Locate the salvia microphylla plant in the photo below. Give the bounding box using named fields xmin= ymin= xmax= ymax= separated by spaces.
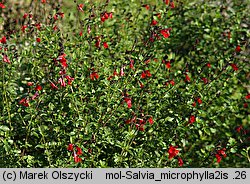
xmin=0 ymin=0 xmax=249 ymax=167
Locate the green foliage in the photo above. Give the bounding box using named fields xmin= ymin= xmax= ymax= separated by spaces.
xmin=0 ymin=0 xmax=249 ymax=168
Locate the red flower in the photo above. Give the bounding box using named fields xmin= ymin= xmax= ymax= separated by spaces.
xmin=57 ymin=54 xmax=68 ymax=68
xmin=50 ymin=82 xmax=58 ymax=90
xmin=79 ymin=31 xmax=83 ymax=36
xmin=160 ymin=28 xmax=171 ymax=38
xmin=87 ymin=25 xmax=91 ymax=34
xmin=246 ymin=94 xmax=250 ymax=100
xmin=202 ymin=77 xmax=208 ymax=84
xmin=53 ymin=14 xmax=58 ymax=20
xmin=101 ymin=16 xmax=106 ymax=22
xmin=230 ymin=63 xmax=238 ymax=71
xmin=124 ymin=97 xmax=132 ymax=109
xmin=108 ymin=12 xmax=113 ymax=19
xmin=35 ymin=23 xmax=41 ymax=30
xmin=170 ymin=1 xmax=175 ymax=8
xmin=217 ymin=148 xmax=227 ymax=158
xmin=23 ymin=13 xmax=28 ymax=19
xmin=76 ymin=146 xmax=83 ymax=156
xmin=73 ymin=153 xmax=82 ymax=163
xmin=90 ymin=71 xmax=99 ymax=80
xmin=41 ymin=0 xmax=46 ymax=3
xmin=0 ymin=36 xmax=7 ymax=44
xmin=207 ymin=63 xmax=211 ymax=68
xmin=185 ymin=74 xmax=191 ymax=82
xmin=31 ymin=91 xmax=39 ymax=100
xmin=235 ymin=45 xmax=241 ymax=52
xmin=120 ymin=66 xmax=125 ymax=76
xmin=151 ymin=20 xmax=158 ymax=26
xmin=67 ymin=143 xmax=74 ymax=151
xmin=235 ymin=125 xmax=243 ymax=133
xmin=65 ymin=75 xmax=74 ymax=85
xmin=216 ymin=148 xmax=227 ymax=163
xmin=113 ymin=70 xmax=118 ymax=76
xmin=148 ymin=117 xmax=154 ymax=125
xmin=130 ymin=59 xmax=134 ymax=69
xmin=53 ymin=25 xmax=58 ymax=31
xmin=215 ymin=154 xmax=222 ymax=163
xmin=103 ymin=42 xmax=108 ymax=49
xmin=164 ymin=0 xmax=170 ymax=5
xmin=58 ymin=77 xmax=66 ymax=87
xmin=95 ymin=40 xmax=100 ymax=48
xmin=136 ymin=124 xmax=145 ymax=131
xmin=19 ymin=98 xmax=29 ymax=107
xmin=35 ymin=85 xmax=42 ymax=91
xmin=243 ymin=103 xmax=248 ymax=108
xmin=197 ymin=98 xmax=202 ymax=104
xmin=178 ymin=157 xmax=183 ymax=167
xmin=189 ymin=115 xmax=196 ymax=124
xmin=36 ymin=37 xmax=41 ymax=43
xmin=168 ymin=145 xmax=179 ymax=160
xmin=78 ymin=4 xmax=84 ymax=11
xmin=165 ymin=61 xmax=171 ymax=69
xmin=0 ymin=3 xmax=6 ymax=8
xmin=58 ymin=12 xmax=64 ymax=18
xmin=2 ymin=54 xmax=10 ymax=64
xmin=192 ymin=102 xmax=196 ymax=107
xmin=27 ymin=82 xmax=33 ymax=86
xmin=22 ymin=25 xmax=28 ymax=33
xmin=139 ymin=82 xmax=144 ymax=88
xmin=142 ymin=4 xmax=150 ymax=10
xmin=141 ymin=72 xmax=147 ymax=79
xmin=170 ymin=80 xmax=175 ymax=86
xmin=145 ymin=70 xmax=151 ymax=77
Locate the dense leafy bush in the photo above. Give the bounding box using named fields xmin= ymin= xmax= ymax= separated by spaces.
xmin=0 ymin=0 xmax=249 ymax=167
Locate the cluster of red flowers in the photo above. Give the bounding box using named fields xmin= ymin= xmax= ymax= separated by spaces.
xmin=23 ymin=13 xmax=33 ymax=19
xmin=162 ymin=59 xmax=171 ymax=69
xmin=124 ymin=97 xmax=132 ymax=109
xmin=135 ymin=117 xmax=153 ymax=131
xmin=19 ymin=83 xmax=43 ymax=107
xmin=141 ymin=70 xmax=151 ymax=79
xmin=230 ymin=63 xmax=238 ymax=71
xmin=54 ymin=12 xmax=64 ymax=20
xmin=107 ymin=69 xmax=118 ymax=81
xmin=0 ymin=36 xmax=7 ymax=44
xmin=94 ymin=37 xmax=109 ymax=49
xmin=160 ymin=28 xmax=171 ymax=38
xmin=235 ymin=125 xmax=248 ymax=135
xmin=164 ymin=0 xmax=175 ymax=8
xmin=192 ymin=97 xmax=202 ymax=107
xmin=0 ymin=2 xmax=5 ymax=8
xmin=215 ymin=148 xmax=227 ymax=163
xmin=100 ymin=12 xmax=113 ymax=22
xmin=166 ymin=80 xmax=175 ymax=86
xmin=189 ymin=115 xmax=196 ymax=124
xmin=168 ymin=145 xmax=183 ymax=166
xmin=125 ymin=114 xmax=154 ymax=132
xmin=90 ymin=71 xmax=99 ymax=80
xmin=67 ymin=144 xmax=83 ymax=163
